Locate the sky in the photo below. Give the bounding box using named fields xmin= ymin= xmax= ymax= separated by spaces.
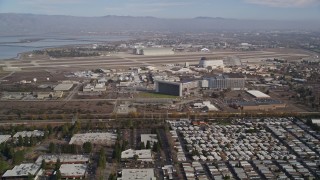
xmin=0 ymin=0 xmax=319 ymax=20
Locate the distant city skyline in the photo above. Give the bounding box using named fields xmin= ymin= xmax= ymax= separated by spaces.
xmin=0 ymin=0 xmax=320 ymax=20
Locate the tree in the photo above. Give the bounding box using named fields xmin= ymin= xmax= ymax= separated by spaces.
xmin=133 ymin=154 xmax=139 ymax=161
xmin=140 ymin=142 xmax=145 ymax=149
xmin=265 ymin=90 xmax=270 ymax=94
xmin=0 ymin=159 xmax=9 ymax=174
xmin=152 ymin=142 xmax=160 ymax=152
xmin=47 ymin=125 xmax=53 ymax=135
xmin=18 ymin=135 xmax=23 ymax=146
xmin=83 ymin=142 xmax=92 ymax=154
xmin=55 ymin=159 xmax=61 ymax=171
xmin=121 ymin=140 xmax=128 ymax=151
xmin=55 ymin=170 xmax=61 ymax=180
xmin=49 ymin=142 xmax=56 ymax=153
xmin=41 ymin=159 xmax=46 ymax=169
xmin=27 ymin=173 xmax=34 ymax=180
xmin=98 ymin=148 xmax=106 ymax=168
xmin=13 ymin=150 xmax=25 ymax=165
xmin=146 ymin=141 xmax=151 ymax=149
xmin=108 ymin=173 xmax=117 ymax=180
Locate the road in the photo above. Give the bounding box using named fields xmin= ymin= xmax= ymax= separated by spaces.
xmin=0 ymin=71 xmax=15 ymax=80
xmin=64 ymin=83 xmax=82 ymax=102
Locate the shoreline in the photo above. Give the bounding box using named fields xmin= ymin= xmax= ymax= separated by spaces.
xmin=0 ymin=35 xmax=133 ymax=60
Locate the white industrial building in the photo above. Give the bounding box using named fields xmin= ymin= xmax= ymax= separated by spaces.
xmin=117 ymin=169 xmax=156 ymax=180
xmin=199 ymin=57 xmax=224 ymax=68
xmin=69 ymin=132 xmax=117 ymax=145
xmin=121 ymin=149 xmax=153 ymax=162
xmin=246 ymin=90 xmax=270 ymax=98
xmin=2 ymin=163 xmax=42 ymax=180
xmin=59 ymin=164 xmax=87 ymax=179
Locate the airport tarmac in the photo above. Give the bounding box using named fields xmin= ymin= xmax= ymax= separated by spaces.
xmin=0 ymin=49 xmax=311 ymax=71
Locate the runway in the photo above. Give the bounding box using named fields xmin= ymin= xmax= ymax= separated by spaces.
xmin=0 ymin=49 xmax=311 ymax=70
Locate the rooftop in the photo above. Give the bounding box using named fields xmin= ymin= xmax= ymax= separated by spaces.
xmin=53 ymin=83 xmax=74 ymax=91
xmin=13 ymin=130 xmax=44 ymax=138
xmin=118 ymin=168 xmax=156 ymax=180
xmin=0 ymin=135 xmax=11 ymax=144
xmin=2 ymin=163 xmax=41 ymax=178
xmin=36 ymin=154 xmax=90 ymax=164
xmin=59 ymin=164 xmax=87 ymax=178
xmin=246 ymin=90 xmax=271 ymax=98
xmin=121 ymin=149 xmax=153 ymax=161
xmin=69 ymin=132 xmax=117 ymax=145
xmin=141 ymin=134 xmax=158 ymax=146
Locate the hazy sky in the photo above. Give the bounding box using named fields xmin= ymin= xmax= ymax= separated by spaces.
xmin=0 ymin=0 xmax=319 ymax=20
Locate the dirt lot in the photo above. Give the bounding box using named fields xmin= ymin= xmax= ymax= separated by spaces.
xmin=0 ymin=100 xmax=115 ymax=117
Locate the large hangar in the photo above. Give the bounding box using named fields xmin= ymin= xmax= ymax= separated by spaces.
xmin=155 ymin=81 xmax=182 ymax=96
xmin=155 ymin=80 xmax=198 ymax=97
xmin=134 ymin=47 xmax=174 ymax=56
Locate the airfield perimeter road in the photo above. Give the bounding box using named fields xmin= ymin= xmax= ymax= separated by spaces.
xmin=0 ymin=49 xmax=311 ymax=70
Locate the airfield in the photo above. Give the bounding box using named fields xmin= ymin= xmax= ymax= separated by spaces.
xmin=0 ymin=48 xmax=312 ymax=71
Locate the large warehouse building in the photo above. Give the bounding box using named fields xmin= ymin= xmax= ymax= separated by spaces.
xmin=202 ymin=74 xmax=245 ymax=90
xmin=134 ymin=47 xmax=174 ymax=56
xmin=155 ymin=80 xmax=198 ymax=97
xmin=199 ymin=57 xmax=224 ymax=68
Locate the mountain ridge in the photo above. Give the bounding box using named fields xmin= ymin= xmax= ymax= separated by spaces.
xmin=1 ymin=13 xmax=319 ymax=36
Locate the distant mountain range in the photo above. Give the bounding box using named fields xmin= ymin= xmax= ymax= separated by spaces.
xmin=0 ymin=13 xmax=319 ymax=36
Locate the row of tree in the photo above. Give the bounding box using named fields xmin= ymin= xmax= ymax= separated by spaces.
xmin=48 ymin=142 xmax=92 ymax=154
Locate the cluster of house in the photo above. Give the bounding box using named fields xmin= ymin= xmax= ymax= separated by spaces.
xmin=182 ymin=162 xmax=209 ymax=180
xmin=267 ymin=124 xmax=319 ymax=159
xmin=169 ymin=130 xmax=187 ymax=162
xmin=206 ymin=162 xmax=232 ymax=180
xmin=168 ymin=118 xmax=320 ymax=179
xmin=169 ymin=120 xmax=293 ymax=162
xmin=277 ymin=160 xmax=315 ymax=179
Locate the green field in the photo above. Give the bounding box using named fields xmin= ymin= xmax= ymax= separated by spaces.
xmin=138 ymin=92 xmax=178 ymax=99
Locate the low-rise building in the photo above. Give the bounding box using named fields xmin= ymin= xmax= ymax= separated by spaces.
xmin=121 ymin=149 xmax=153 ymax=162
xmin=59 ymin=164 xmax=87 ymax=180
xmin=36 ymin=154 xmax=90 ymax=165
xmin=69 ymin=133 xmax=117 ymax=145
xmin=117 ymin=169 xmax=156 ymax=180
xmin=83 ymin=83 xmax=106 ymax=92
xmin=2 ymin=163 xmax=42 ymax=180
xmin=54 ymin=84 xmax=74 ymax=91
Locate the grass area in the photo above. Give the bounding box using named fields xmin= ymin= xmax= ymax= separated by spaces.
xmin=137 ymin=92 xmax=178 ymax=99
